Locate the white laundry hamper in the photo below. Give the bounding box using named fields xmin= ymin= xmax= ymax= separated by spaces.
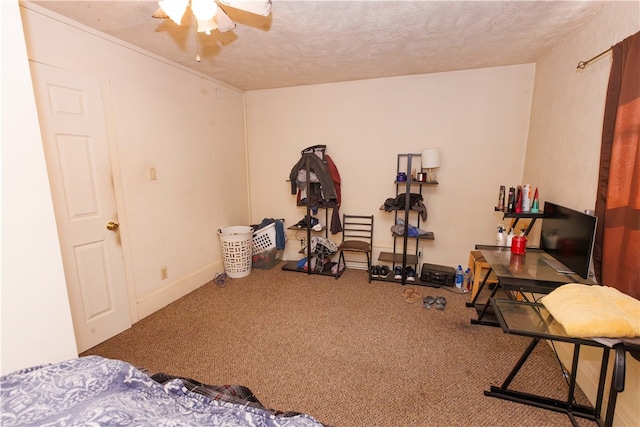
xmin=218 ymin=226 xmax=253 ymax=278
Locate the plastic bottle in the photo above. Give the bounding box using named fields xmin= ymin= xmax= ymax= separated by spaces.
xmin=496 ymin=226 xmax=506 ymax=246
xmin=531 ymin=187 xmax=540 ymax=213
xmin=506 ymin=229 xmax=515 ymax=247
xmin=455 ymin=265 xmax=464 ymax=289
xmin=498 ymin=185 xmax=505 ymax=211
xmin=522 ymin=184 xmax=531 ymax=212
xmin=515 ymin=185 xmax=523 ymax=213
xmin=507 ymin=187 xmax=516 ymax=212
xmin=463 ymin=268 xmax=471 ymax=293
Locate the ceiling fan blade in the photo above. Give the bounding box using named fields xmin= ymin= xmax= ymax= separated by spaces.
xmin=152 ymin=8 xmax=169 ymax=19
xmin=217 ymin=0 xmax=272 ymax=17
xmin=215 ymin=6 xmax=237 ymax=33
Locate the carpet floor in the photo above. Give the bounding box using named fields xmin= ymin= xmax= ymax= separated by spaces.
xmin=82 ymin=265 xmax=596 ymax=426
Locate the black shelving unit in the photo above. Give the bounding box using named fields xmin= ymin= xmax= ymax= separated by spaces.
xmin=282 ymin=154 xmax=337 ymax=277
xmin=377 ymin=153 xmax=436 ymax=285
xmin=494 ymin=208 xmax=545 ymax=236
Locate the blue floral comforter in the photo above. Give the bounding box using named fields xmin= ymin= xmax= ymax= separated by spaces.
xmin=0 ymin=356 xmax=325 ymax=427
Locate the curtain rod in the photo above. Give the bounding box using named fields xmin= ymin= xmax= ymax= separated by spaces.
xmin=577 ymin=46 xmax=613 ymax=69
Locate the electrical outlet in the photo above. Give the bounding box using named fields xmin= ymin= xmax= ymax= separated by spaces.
xmin=300 ymin=238 xmax=305 ymax=248
xmin=149 ymin=167 xmax=157 ymax=181
xmin=161 ymin=267 xmax=168 ymax=280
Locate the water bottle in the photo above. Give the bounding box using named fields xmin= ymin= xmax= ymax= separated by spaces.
xmin=455 ymin=265 xmax=464 ymax=289
xmin=463 ymin=268 xmax=472 ymax=292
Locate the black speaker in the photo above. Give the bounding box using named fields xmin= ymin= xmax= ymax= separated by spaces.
xmin=420 ymin=263 xmax=455 ymax=286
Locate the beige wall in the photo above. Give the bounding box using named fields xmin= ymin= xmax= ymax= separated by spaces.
xmin=524 ymin=2 xmax=640 ymax=425
xmin=18 ymin=3 xmax=249 ymax=321
xmin=4 ymin=2 xmax=639 ymax=424
xmin=524 ymin=2 xmax=639 ymax=215
xmin=246 ymin=65 xmax=535 ymax=266
xmin=1 ymin=0 xmax=77 ymax=374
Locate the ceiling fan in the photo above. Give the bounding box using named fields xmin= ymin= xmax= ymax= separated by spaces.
xmin=152 ymin=0 xmax=272 ymax=35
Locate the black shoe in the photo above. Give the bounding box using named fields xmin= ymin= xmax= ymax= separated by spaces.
xmin=379 ymin=265 xmax=390 ymax=278
xmin=295 ymin=215 xmax=319 ymax=228
xmin=371 ymin=265 xmax=380 ymax=278
xmin=406 ymin=266 xmax=416 ymax=282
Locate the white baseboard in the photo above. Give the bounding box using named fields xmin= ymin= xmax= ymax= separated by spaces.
xmin=136 ymin=261 xmax=223 ymax=320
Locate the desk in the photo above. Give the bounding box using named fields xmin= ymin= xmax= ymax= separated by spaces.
xmin=467 ymin=247 xmax=595 ymax=326
xmin=467 ymin=250 xmax=498 ymax=301
xmin=489 ymin=298 xmax=640 ymax=427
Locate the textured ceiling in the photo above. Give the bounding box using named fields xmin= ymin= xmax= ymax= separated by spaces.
xmin=30 ymin=1 xmax=606 ymax=91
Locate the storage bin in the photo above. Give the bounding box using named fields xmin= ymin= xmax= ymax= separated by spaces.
xmin=252 ymin=248 xmax=282 ymax=270
xmin=252 ymin=222 xmax=277 ymax=254
xmin=218 ymin=226 xmax=253 ymax=278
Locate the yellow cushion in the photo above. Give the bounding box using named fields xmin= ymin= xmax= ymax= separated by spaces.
xmin=540 ymin=284 xmax=640 ymax=338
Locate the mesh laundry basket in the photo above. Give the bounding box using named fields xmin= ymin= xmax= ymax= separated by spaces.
xmin=218 ymin=226 xmax=253 ymax=278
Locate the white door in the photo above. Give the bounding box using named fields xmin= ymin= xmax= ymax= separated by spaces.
xmin=29 ymin=62 xmax=131 ymax=352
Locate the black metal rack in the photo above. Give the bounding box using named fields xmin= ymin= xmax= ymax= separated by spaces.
xmin=377 ymin=153 xmax=436 ymax=285
xmin=282 ymin=153 xmax=336 ymax=277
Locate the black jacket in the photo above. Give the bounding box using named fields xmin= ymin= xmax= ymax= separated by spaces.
xmin=289 ymin=153 xmax=337 ymax=202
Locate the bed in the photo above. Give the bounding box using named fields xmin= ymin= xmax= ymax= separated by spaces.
xmin=0 ymin=355 xmax=327 ymax=427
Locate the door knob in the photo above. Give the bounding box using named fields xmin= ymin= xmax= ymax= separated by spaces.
xmin=106 ymin=221 xmax=119 ymax=231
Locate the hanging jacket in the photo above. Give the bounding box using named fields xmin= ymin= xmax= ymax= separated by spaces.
xmin=289 ymin=153 xmax=337 ymax=201
xmin=290 ymin=150 xmax=343 ymax=234
xmin=324 ymin=154 xmax=343 ymax=234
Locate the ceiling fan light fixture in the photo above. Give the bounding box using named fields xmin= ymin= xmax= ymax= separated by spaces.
xmin=191 ymin=0 xmax=219 ymax=22
xmin=157 ymin=0 xmax=189 ymax=25
xmin=153 ymin=0 xmax=270 ymax=34
xmin=196 ymin=17 xmax=217 ymax=35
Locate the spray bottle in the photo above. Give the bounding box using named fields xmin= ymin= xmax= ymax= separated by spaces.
xmin=496 ymin=226 xmax=506 ymax=246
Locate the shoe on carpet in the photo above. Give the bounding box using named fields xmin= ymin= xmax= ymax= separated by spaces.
xmin=404 ymin=289 xmax=422 ymax=303
xmin=435 ymin=296 xmax=447 ymax=310
xmin=423 ymin=296 xmax=436 ymax=309
xmin=401 ymin=288 xmax=414 ymax=299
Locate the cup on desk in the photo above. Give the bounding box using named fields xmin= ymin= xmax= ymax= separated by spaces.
xmin=511 ymin=235 xmax=527 ymax=255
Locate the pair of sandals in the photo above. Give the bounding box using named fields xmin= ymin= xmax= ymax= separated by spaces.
xmin=401 ymin=287 xmax=422 ymax=303
xmin=423 ymin=295 xmax=446 ymax=310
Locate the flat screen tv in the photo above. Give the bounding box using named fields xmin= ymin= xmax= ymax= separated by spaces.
xmin=539 ymin=202 xmax=598 ymax=280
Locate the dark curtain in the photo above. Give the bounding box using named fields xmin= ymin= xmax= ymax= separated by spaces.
xmin=593 ymin=31 xmax=640 ymax=300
